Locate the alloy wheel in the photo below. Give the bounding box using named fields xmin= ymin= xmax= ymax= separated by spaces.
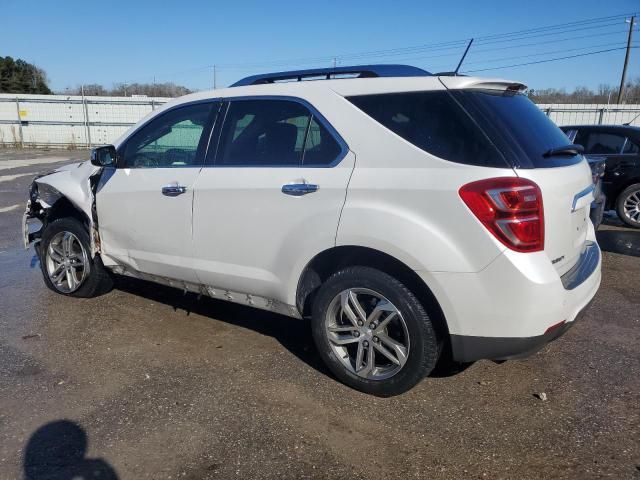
xmin=623 ymin=188 xmax=640 ymax=224
xmin=325 ymin=288 xmax=410 ymax=380
xmin=45 ymin=231 xmax=89 ymax=293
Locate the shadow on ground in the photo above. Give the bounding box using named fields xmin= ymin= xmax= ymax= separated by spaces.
xmin=23 ymin=420 xmax=118 ymax=479
xmin=597 ymin=227 xmax=640 ymax=257
xmin=113 ymin=275 xmax=465 ymax=380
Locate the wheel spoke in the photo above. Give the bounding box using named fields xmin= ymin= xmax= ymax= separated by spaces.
xmin=65 ymin=269 xmax=76 ymax=290
xmin=328 ymin=334 xmax=359 ymax=346
xmin=48 ymin=247 xmax=64 ymax=262
xmin=348 ymin=291 xmax=367 ymax=322
xmin=374 ymin=311 xmax=397 ymax=332
xmin=374 ymin=341 xmax=401 ymax=366
xmin=328 ymin=325 xmax=356 ymax=333
xmin=340 ymin=292 xmax=359 ymax=327
xmin=359 ymin=344 xmax=375 ymax=377
xmin=355 ymin=342 xmax=365 ymax=372
xmin=62 ymin=233 xmax=74 ymax=256
xmin=51 ymin=264 xmax=65 ymax=279
xmin=377 ymin=333 xmax=408 ymax=367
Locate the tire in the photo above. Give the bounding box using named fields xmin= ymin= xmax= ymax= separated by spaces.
xmin=616 ymin=183 xmax=640 ymax=228
xmin=311 ymin=266 xmax=440 ymax=396
xmin=39 ymin=217 xmax=113 ymax=297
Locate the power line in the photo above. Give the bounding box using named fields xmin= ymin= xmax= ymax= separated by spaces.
xmin=120 ymin=11 xmax=640 ymax=85
xmin=464 ymin=46 xmax=636 ymax=73
xmin=447 ymin=42 xmax=635 ymax=69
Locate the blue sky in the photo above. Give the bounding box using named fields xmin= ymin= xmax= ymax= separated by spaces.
xmin=2 ymin=0 xmax=638 ymax=93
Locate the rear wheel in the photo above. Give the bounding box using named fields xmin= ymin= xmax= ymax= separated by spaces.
xmin=39 ymin=217 xmax=113 ymax=297
xmin=616 ymin=183 xmax=640 ymax=228
xmin=311 ymin=266 xmax=440 ymax=396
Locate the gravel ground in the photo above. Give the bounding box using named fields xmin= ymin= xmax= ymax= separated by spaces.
xmin=0 ymin=149 xmax=638 ymax=479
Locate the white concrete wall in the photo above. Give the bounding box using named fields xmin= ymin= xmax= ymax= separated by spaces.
xmin=1 ymin=94 xmax=639 ymax=149
xmin=0 ymin=94 xmax=169 ymax=148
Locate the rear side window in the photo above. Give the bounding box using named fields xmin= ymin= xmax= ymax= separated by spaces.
xmin=453 ymin=90 xmax=582 ymax=168
xmin=303 ymin=118 xmax=343 ymax=166
xmin=216 ymin=99 xmax=344 ymax=167
xmin=347 ymin=91 xmax=506 ymax=167
xmin=576 ymin=131 xmax=626 ymax=155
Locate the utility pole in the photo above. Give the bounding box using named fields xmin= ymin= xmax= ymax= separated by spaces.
xmin=213 ymin=65 xmax=217 ymax=90
xmin=333 ymin=57 xmax=337 ymax=68
xmin=617 ymin=16 xmax=635 ymax=104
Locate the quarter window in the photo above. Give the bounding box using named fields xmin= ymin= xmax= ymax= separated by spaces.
xmin=122 ymin=102 xmax=215 ymax=168
xmin=347 ymin=91 xmax=505 ymax=167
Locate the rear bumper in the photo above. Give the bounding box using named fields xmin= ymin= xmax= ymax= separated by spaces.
xmin=449 ymin=298 xmax=593 ymax=362
xmin=418 ymin=236 xmax=601 ymax=363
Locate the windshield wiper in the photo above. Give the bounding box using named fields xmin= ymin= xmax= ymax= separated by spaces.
xmin=542 ymin=144 xmax=584 ymax=157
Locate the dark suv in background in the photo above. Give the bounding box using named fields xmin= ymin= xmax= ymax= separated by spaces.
xmin=561 ymin=124 xmax=640 ymax=228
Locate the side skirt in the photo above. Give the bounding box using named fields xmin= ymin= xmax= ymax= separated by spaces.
xmin=107 ymin=265 xmax=302 ymax=319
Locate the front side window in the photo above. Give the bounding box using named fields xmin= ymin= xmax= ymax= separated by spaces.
xmin=122 ymin=102 xmax=214 ymax=168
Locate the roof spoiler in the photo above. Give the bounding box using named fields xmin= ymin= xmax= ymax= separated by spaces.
xmin=439 ymin=76 xmax=527 ymax=92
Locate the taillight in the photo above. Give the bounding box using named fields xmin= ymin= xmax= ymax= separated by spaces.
xmin=459 ymin=177 xmax=544 ymax=252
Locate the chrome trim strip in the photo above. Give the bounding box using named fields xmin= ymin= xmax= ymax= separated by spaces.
xmin=560 ymin=241 xmax=600 ymax=290
xmin=572 ymin=184 xmax=594 ymax=212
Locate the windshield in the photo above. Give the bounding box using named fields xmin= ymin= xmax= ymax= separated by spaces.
xmin=452 ymin=90 xmax=584 ymax=168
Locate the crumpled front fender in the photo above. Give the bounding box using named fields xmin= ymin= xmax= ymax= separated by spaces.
xmin=25 ymin=160 xmax=103 ymax=255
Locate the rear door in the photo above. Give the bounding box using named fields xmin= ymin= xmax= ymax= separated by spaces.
xmin=575 ymin=128 xmax=639 ymax=199
xmin=97 ymin=101 xmax=219 ymax=282
xmin=191 ymin=97 xmax=354 ymax=303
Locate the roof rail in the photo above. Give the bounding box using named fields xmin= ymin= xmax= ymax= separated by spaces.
xmin=230 ymin=64 xmax=431 ymax=87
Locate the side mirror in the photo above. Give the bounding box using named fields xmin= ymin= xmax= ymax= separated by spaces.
xmin=90 ymin=145 xmax=117 ymax=167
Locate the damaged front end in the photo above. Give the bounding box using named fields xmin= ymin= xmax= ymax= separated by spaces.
xmin=23 ymin=161 xmax=104 ymax=257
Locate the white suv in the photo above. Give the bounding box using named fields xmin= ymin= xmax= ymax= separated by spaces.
xmin=23 ymin=65 xmax=601 ymax=396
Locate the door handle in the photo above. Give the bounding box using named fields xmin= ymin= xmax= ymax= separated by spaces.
xmin=281 ymin=183 xmax=319 ymax=196
xmin=162 ymin=184 xmax=187 ymax=197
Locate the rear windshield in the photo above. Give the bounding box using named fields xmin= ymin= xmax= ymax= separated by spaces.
xmin=347 ymin=91 xmax=509 ymax=168
xmin=452 ymin=90 xmax=582 ymax=168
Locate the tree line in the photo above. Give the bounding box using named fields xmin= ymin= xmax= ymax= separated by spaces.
xmin=528 ymin=78 xmax=640 ymax=104
xmin=0 ymin=56 xmax=52 ymax=94
xmin=64 ymin=82 xmax=192 ymax=97
xmin=3 ymin=56 xmax=640 ymax=103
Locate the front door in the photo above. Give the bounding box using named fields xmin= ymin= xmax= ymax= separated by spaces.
xmin=97 ymin=101 xmax=219 ymax=282
xmin=191 ymin=98 xmax=354 ymax=304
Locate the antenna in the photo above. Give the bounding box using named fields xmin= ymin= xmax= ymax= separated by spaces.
xmin=454 ymin=38 xmax=474 ymax=76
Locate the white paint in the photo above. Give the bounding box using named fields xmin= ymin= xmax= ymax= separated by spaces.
xmin=0 ymin=204 xmax=20 ymax=213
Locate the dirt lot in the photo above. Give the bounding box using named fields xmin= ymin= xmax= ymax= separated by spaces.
xmin=0 ymin=149 xmax=638 ymax=479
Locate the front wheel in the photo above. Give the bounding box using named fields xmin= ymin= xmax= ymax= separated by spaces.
xmin=616 ymin=183 xmax=640 ymax=229
xmin=39 ymin=217 xmax=113 ymax=297
xmin=311 ymin=266 xmax=440 ymax=396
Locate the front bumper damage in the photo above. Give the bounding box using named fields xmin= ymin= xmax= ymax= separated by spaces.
xmin=22 ymin=161 xmax=104 ymax=257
